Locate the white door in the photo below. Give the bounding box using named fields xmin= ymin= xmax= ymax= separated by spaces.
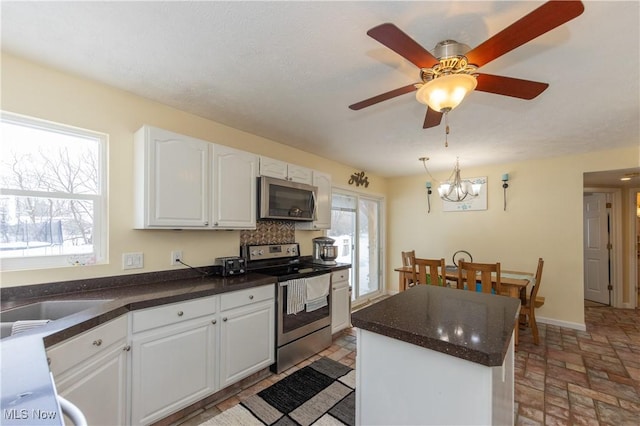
xmin=212 ymin=145 xmax=257 ymax=228
xmin=583 ymin=193 xmax=610 ymax=304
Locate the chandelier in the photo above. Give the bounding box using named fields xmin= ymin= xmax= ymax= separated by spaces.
xmin=420 ymin=157 xmax=481 ymax=203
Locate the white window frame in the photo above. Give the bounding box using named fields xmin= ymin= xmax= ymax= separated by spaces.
xmin=0 ymin=111 xmax=108 ymax=271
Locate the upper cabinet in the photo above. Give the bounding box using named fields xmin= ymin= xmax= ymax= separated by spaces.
xmin=212 ymin=145 xmax=257 ymax=229
xmin=296 ymin=170 xmax=332 ymax=230
xmin=134 ymin=125 xmax=257 ymax=230
xmin=259 ymin=156 xmax=313 ymax=185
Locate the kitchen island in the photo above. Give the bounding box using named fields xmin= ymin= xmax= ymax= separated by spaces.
xmin=351 ymin=285 xmax=520 ymax=425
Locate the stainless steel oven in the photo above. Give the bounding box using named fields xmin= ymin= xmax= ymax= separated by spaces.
xmin=243 ymin=243 xmax=333 ymax=373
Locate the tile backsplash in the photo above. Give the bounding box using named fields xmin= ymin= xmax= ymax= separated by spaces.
xmin=240 ymin=220 xmax=295 ymax=246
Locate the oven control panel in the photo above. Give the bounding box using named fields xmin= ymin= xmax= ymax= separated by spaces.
xmin=244 ymin=243 xmax=299 ymax=261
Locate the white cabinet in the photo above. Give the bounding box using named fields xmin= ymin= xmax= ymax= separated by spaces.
xmin=134 ymin=125 xmax=257 ymax=230
xmin=219 ymin=285 xmax=275 ymax=388
xmin=297 ymin=170 xmax=332 ymax=230
xmin=129 ymin=285 xmax=274 ymax=425
xmin=134 ymin=126 xmax=209 ymax=228
xmin=259 ymin=156 xmax=313 ymax=184
xmin=130 ymin=296 xmax=217 ymax=425
xmin=331 ymin=269 xmax=351 ymax=334
xmin=47 ymin=316 xmax=128 ymax=426
xmin=212 ymin=145 xmax=258 ymax=229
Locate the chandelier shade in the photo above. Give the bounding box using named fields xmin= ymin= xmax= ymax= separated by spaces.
xmin=415 ymin=74 xmax=477 ymax=112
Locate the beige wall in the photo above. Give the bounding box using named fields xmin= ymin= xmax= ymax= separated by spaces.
xmin=386 ymin=146 xmax=639 ymax=327
xmin=0 ymin=53 xmax=387 ymax=287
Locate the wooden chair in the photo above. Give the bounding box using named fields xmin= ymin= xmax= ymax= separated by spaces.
xmin=519 ymin=258 xmax=545 ymax=345
xmin=413 ymin=258 xmax=446 ymax=286
xmin=401 ymin=250 xmax=417 ymax=288
xmin=457 ymin=260 xmax=501 ymax=294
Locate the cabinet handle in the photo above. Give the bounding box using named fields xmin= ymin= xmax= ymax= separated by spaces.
xmin=204 ymin=221 xmax=209 ymax=226
xmin=123 ymin=345 xmax=131 ymax=352
xmin=47 ymin=357 xmax=51 ymax=366
xmin=249 ymin=295 xmax=254 ymax=300
xmin=212 ymin=319 xmax=217 ymax=325
xmin=223 ymin=317 xmax=228 ymax=322
xmin=214 ymin=222 xmax=219 ymax=226
xmin=92 ymin=339 xmax=102 ymax=347
xmin=177 ymin=311 xmax=184 ymax=316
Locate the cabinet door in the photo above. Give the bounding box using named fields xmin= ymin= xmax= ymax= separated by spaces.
xmin=54 ymin=344 xmax=128 ymax=426
xmin=135 ymin=126 xmax=210 ymax=228
xmin=130 ymin=318 xmax=216 ymax=425
xmin=48 ymin=315 xmax=129 ymax=426
xmin=259 ymin=156 xmax=288 ymax=180
xmin=297 ymin=170 xmax=331 ymax=230
xmin=219 ymin=300 xmax=275 ymax=388
xmin=287 ymin=164 xmax=313 ymax=185
xmin=212 ymin=145 xmax=257 ymax=229
xmin=331 ymin=269 xmax=351 ymax=334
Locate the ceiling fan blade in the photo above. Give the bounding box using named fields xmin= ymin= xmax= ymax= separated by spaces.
xmin=423 ymin=108 xmax=443 ymax=129
xmin=465 ymin=1 xmax=585 ymax=68
xmin=367 ymin=23 xmax=438 ymax=68
xmin=349 ymin=84 xmax=418 ymax=110
xmin=475 ymin=74 xmax=549 ymax=100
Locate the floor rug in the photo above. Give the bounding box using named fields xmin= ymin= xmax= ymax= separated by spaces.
xmin=200 ymin=357 xmax=355 ymax=426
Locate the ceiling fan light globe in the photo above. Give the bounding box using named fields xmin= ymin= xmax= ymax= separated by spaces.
xmin=416 ymin=74 xmax=477 ymax=112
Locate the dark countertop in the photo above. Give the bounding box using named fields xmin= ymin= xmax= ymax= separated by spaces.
xmin=351 ymin=285 xmax=520 ymax=367
xmin=0 ymin=262 xmax=351 ymax=424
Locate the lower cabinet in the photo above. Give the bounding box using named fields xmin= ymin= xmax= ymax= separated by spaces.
xmin=331 ymin=269 xmax=351 ymax=334
xmin=219 ymin=285 xmax=275 ymax=388
xmin=130 ymin=285 xmax=275 ymax=425
xmin=47 ymin=315 xmax=129 ymax=426
xmin=130 ymin=316 xmax=217 ymax=425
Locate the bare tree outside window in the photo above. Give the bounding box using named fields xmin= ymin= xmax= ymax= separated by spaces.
xmin=0 ymin=113 xmax=106 ymax=269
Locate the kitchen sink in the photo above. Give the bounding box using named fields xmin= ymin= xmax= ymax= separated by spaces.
xmin=0 ymin=299 xmax=112 ymax=338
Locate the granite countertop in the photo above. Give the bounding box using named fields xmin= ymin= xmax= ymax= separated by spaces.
xmin=351 ymin=285 xmax=520 ymax=367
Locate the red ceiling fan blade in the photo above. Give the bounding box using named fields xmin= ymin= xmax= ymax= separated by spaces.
xmin=465 ymin=1 xmax=585 ymax=68
xmin=423 ymin=108 xmax=443 ymax=129
xmin=367 ymin=23 xmax=438 ymax=68
xmin=475 ymin=74 xmax=549 ymax=99
xmin=349 ymin=84 xmax=418 ymax=110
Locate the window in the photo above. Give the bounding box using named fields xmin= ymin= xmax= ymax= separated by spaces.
xmin=0 ymin=112 xmax=107 ymax=270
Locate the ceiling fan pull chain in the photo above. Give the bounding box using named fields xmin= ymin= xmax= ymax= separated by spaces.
xmin=444 ymin=112 xmax=450 ymax=147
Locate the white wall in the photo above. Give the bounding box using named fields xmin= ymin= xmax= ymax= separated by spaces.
xmin=0 ymin=53 xmax=387 ymax=287
xmin=387 ymin=146 xmax=639 ymax=328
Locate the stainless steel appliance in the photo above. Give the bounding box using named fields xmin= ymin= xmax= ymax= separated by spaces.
xmin=312 ymin=236 xmax=338 ymax=265
xmin=214 ymin=256 xmax=246 ymax=276
xmin=243 ymin=243 xmax=332 ymax=373
xmin=258 ymin=177 xmax=317 ymax=221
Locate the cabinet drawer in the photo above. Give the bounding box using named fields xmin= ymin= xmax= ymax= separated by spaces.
xmin=48 ymin=315 xmax=128 ymax=376
xmin=132 ymin=295 xmax=217 ymax=333
xmin=221 ymin=284 xmax=274 ymax=311
xmin=332 ymin=269 xmax=349 ymax=283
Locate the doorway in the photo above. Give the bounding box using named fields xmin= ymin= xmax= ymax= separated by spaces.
xmin=328 ymin=189 xmax=383 ymax=305
xmin=583 ymin=192 xmax=611 ymax=305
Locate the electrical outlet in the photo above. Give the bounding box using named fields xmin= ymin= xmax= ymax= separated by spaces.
xmin=123 ymin=252 xmax=144 ymax=270
xmin=171 ymin=250 xmax=183 ymax=266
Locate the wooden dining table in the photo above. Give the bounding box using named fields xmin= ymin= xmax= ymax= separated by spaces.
xmin=394 ymin=265 xmax=532 ymax=301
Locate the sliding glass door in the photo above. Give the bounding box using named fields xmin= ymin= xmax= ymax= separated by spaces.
xmin=328 ymin=190 xmax=383 ymax=303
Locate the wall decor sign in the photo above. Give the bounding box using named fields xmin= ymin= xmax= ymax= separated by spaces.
xmin=349 ymin=171 xmax=369 ymax=187
xmin=443 ymin=177 xmax=488 ymax=212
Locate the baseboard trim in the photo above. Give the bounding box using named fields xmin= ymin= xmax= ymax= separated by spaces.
xmin=537 ymin=316 xmax=586 ymax=331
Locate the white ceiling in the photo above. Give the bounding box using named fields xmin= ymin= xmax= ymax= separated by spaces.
xmin=1 ymin=1 xmax=638 ymax=179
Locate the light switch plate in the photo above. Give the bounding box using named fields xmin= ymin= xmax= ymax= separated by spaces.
xmin=123 ymin=252 xmax=144 ymax=270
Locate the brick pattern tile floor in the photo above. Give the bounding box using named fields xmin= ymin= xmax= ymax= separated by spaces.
xmin=176 ymin=305 xmax=639 ymax=425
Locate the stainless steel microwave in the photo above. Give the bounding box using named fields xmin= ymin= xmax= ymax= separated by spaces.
xmin=258 ymin=176 xmax=317 ymax=221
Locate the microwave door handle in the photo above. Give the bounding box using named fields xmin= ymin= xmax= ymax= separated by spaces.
xmin=311 ymin=190 xmax=317 ymax=220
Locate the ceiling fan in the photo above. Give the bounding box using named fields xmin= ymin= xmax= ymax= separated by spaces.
xmin=349 ymin=1 xmax=585 ymax=129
